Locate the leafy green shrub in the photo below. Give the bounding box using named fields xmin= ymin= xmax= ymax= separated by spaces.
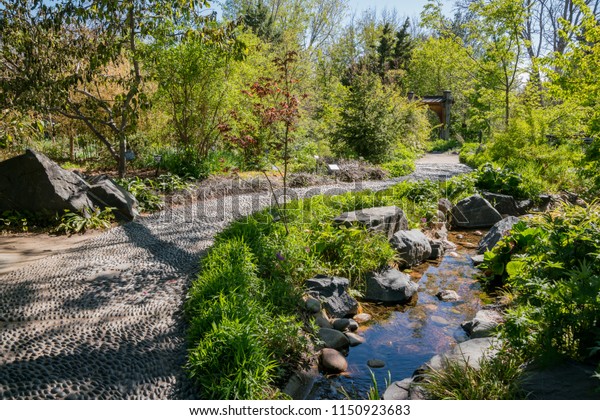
xmin=475 ymin=163 xmax=543 ymax=199
xmin=381 ymin=159 xmax=416 ymax=177
xmin=116 ymin=174 xmax=194 ymax=213
xmin=482 ymin=203 xmax=600 ymax=362
xmin=0 ymin=210 xmax=35 ymax=231
xmin=441 ymin=172 xmax=478 ymax=202
xmin=54 ymin=207 xmax=115 ymax=235
xmin=429 ymin=138 xmax=461 ymax=152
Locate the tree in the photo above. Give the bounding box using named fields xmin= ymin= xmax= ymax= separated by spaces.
xmin=0 ymin=0 xmax=214 ymax=177
xmin=149 ymin=30 xmax=242 ymax=163
xmin=219 ymin=51 xmax=304 ymax=233
xmin=333 ymin=71 xmax=421 ymax=164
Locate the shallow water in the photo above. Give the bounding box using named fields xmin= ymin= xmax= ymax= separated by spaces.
xmin=309 ymin=246 xmax=482 ymax=400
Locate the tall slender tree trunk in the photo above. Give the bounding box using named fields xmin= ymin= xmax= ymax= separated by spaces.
xmin=118 ymin=134 xmax=126 ymax=178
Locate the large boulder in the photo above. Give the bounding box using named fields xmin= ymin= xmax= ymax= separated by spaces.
xmin=477 ymin=216 xmax=520 ymax=254
xmin=305 ymin=275 xmax=359 ymax=319
xmin=423 ymin=337 xmax=499 ymax=372
xmin=334 ymin=206 xmax=408 ymax=240
xmin=88 ymin=175 xmax=139 ymax=221
xmin=482 ymin=192 xmax=520 ymax=216
xmin=365 ymin=268 xmax=418 ymax=303
xmin=450 ymin=195 xmax=502 ymax=228
xmin=390 ymin=229 xmax=432 ymax=267
xmin=0 ymin=149 xmax=94 ymax=214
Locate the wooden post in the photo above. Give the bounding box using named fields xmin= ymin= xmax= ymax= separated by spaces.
xmin=442 ymin=90 xmax=452 ymax=141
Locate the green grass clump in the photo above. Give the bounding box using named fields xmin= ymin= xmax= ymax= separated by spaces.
xmin=422 ymin=349 xmax=525 ymax=400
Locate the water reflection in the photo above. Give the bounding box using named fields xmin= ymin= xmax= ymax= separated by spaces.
xmin=309 ymin=250 xmax=482 ymax=400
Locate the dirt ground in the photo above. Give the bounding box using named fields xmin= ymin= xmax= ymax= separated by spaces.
xmin=0 ymin=231 xmax=104 ymax=275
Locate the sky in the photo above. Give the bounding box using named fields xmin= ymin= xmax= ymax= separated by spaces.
xmin=347 ymin=0 xmax=455 ymax=19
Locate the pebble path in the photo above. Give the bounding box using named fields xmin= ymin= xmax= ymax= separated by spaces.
xmin=0 ymin=157 xmax=470 ymax=399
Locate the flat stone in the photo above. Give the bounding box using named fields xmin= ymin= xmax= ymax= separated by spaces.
xmin=367 ymin=359 xmax=386 ymax=368
xmin=353 ymin=313 xmax=372 ymax=323
xmin=521 ymin=360 xmax=600 ymax=400
xmin=318 ymin=328 xmax=350 ymax=350
xmin=425 ymin=337 xmax=499 ymax=371
xmin=390 ymin=229 xmax=432 ymax=267
xmin=478 ymin=216 xmax=520 ymax=254
xmin=436 ymin=290 xmax=460 ymax=302
xmin=471 ymin=255 xmax=485 ymax=266
xmin=431 ymin=315 xmax=450 ymax=326
xmin=451 ymin=195 xmax=502 ymax=228
xmin=320 ymin=349 xmax=348 ymax=374
xmin=334 ymin=206 xmax=408 ymax=240
xmin=345 ymin=332 xmax=365 ymax=346
xmin=462 ymin=309 xmax=503 ymax=338
xmin=383 ymin=378 xmax=412 ymax=400
xmin=365 ymin=267 xmax=418 ymax=303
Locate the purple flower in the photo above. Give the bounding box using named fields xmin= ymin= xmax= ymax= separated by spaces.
xmin=276 ymin=251 xmax=285 ymax=261
xmin=421 ymin=217 xmax=427 ymax=223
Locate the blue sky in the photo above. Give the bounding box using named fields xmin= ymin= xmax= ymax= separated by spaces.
xmin=347 ymin=0 xmax=454 ymax=18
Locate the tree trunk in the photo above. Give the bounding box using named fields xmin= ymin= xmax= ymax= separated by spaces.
xmin=505 ymin=85 xmax=510 ymax=128
xmin=118 ymin=135 xmax=126 ymax=178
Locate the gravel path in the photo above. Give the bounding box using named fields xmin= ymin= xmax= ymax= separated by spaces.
xmin=0 ymin=154 xmax=470 ymax=400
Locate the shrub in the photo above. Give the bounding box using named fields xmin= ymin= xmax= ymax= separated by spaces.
xmin=482 ymin=203 xmax=600 ymax=362
xmin=54 ymin=207 xmax=115 ymax=235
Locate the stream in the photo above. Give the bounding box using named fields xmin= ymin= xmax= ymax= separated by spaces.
xmin=308 ymin=232 xmax=484 ymax=400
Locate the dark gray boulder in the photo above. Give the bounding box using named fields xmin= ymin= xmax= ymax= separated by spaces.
xmin=429 ymin=239 xmax=445 ymax=260
xmin=318 ymin=328 xmax=350 ymax=350
xmin=390 ymin=229 xmax=432 ymax=267
xmin=450 ymin=195 xmax=502 ymax=228
xmin=334 ymin=206 xmax=408 ymax=239
xmin=88 ymin=175 xmax=138 ymax=221
xmin=305 ymin=275 xmax=358 ymax=318
xmin=482 ymin=192 xmax=520 ymax=216
xmin=0 ymin=149 xmax=94 ymax=214
xmin=365 ymin=268 xmax=418 ymax=303
xmin=477 ymin=216 xmax=520 ymax=254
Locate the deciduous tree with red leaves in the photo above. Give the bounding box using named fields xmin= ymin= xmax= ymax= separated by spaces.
xmin=219 ymin=51 xmax=304 ymax=234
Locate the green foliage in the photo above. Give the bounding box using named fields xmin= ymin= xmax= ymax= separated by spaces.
xmin=422 ymin=347 xmax=525 ymax=400
xmin=381 ymin=159 xmax=416 ymax=178
xmin=481 ymin=203 xmax=600 ymax=363
xmin=1 ymin=207 xmax=115 ymax=235
xmin=116 ymin=174 xmax=194 ymax=213
xmin=0 ymin=210 xmax=35 ymax=232
xmin=185 ymin=238 xmax=307 ymax=399
xmin=332 ymin=71 xmax=428 ymax=164
xmin=54 ymin=207 xmax=115 ymax=235
xmin=475 ymin=163 xmax=533 ymax=199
